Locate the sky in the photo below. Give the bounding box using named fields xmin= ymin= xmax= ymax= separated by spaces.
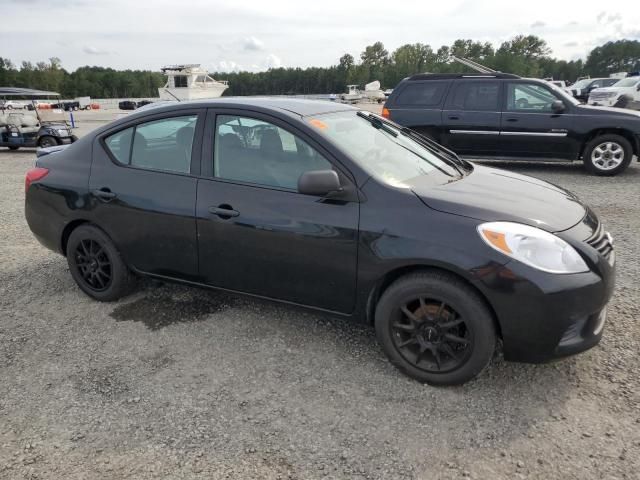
xmin=1 ymin=0 xmax=639 ymax=73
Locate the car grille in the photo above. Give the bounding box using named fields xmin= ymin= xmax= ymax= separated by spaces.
xmin=585 ymin=225 xmax=614 ymax=260
xmin=589 ymin=92 xmax=614 ymax=101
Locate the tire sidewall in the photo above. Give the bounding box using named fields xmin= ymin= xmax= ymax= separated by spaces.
xmin=38 ymin=136 xmax=58 ymax=148
xmin=375 ymin=274 xmax=496 ymax=385
xmin=584 ymin=134 xmax=632 ymax=176
xmin=66 ymin=225 xmax=132 ymax=301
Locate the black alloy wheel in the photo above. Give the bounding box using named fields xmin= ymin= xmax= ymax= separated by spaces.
xmin=66 ymin=224 xmax=136 ymax=301
xmin=391 ymin=297 xmax=472 ymax=373
xmin=74 ymin=238 xmax=112 ymax=291
xmin=375 ymin=271 xmax=496 ymax=385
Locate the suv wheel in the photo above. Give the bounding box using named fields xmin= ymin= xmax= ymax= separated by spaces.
xmin=375 ymin=271 xmax=496 ymax=385
xmin=583 ymin=134 xmax=632 ymax=176
xmin=67 ymin=225 xmax=136 ymax=301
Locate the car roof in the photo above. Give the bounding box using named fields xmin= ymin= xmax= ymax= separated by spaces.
xmin=126 ymin=97 xmax=356 ymax=120
xmin=406 ymin=72 xmax=520 ymax=81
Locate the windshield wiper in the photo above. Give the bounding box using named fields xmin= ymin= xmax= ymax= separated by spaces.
xmin=356 ymin=111 xmax=398 ymax=137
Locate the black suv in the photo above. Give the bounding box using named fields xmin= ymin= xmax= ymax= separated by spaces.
xmin=569 ymin=77 xmax=619 ymax=102
xmin=383 ymin=73 xmax=640 ymax=175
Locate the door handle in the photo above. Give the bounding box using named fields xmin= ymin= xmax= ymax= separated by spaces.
xmin=506 ymin=118 xmax=518 ymax=122
xmin=91 ymin=188 xmax=117 ymax=201
xmin=448 ymin=115 xmax=460 ymax=120
xmin=209 ymin=205 xmax=239 ymax=218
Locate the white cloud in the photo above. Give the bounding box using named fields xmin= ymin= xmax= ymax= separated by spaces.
xmin=243 ymin=36 xmax=264 ymax=51
xmin=530 ymin=21 xmax=546 ymax=28
xmin=82 ymin=45 xmax=110 ymax=55
xmin=264 ymin=53 xmax=282 ymax=69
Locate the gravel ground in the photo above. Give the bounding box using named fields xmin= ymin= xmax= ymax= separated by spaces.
xmin=1 ymin=122 xmax=639 ymax=479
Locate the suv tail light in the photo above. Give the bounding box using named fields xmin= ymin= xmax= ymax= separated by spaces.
xmin=25 ymin=167 xmax=49 ymax=193
xmin=381 ymin=106 xmax=390 ymax=119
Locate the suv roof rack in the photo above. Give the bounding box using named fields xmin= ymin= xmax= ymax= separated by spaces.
xmin=408 ymin=72 xmax=520 ymax=81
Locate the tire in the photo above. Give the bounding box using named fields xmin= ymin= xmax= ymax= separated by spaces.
xmin=8 ymin=146 xmax=19 ymax=151
xmin=6 ymin=105 xmax=13 ymax=110
xmin=85 ymin=105 xmax=92 ymax=110
xmin=66 ymin=224 xmax=136 ymax=301
xmin=375 ymin=271 xmax=496 ymax=385
xmin=583 ymin=134 xmax=632 ymax=176
xmin=613 ymin=95 xmax=632 ymax=109
xmin=38 ymin=136 xmax=58 ymax=148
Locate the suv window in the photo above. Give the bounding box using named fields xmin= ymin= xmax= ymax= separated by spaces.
xmin=449 ymin=81 xmax=500 ymax=111
xmin=214 ymin=115 xmax=332 ymax=190
xmin=506 ymin=83 xmax=558 ymax=112
xmin=395 ymin=81 xmax=448 ymax=105
xmin=104 ymin=115 xmax=197 ymax=173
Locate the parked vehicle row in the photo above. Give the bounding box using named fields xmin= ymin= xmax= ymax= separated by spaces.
xmin=383 ymin=73 xmax=640 ymax=175
xmin=588 ymin=76 xmax=640 ymax=108
xmin=25 ymin=98 xmax=614 ymax=385
xmin=119 ymin=100 xmax=154 ymax=110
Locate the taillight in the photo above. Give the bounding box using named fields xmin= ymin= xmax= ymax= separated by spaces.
xmin=25 ymin=167 xmax=49 ymax=193
xmin=381 ymin=106 xmax=390 ymax=119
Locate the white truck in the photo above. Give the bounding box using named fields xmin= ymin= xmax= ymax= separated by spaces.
xmin=588 ymin=76 xmax=640 ymax=109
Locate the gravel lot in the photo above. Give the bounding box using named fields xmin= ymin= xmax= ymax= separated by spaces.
xmin=1 ymin=118 xmax=639 ymax=479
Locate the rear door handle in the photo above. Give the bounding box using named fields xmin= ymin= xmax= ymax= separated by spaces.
xmin=91 ymin=188 xmax=117 ymax=201
xmin=506 ymin=118 xmax=518 ymax=122
xmin=209 ymin=205 xmax=239 ymax=218
xmin=448 ymin=115 xmax=460 ymax=120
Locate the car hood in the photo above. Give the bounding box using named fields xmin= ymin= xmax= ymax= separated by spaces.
xmin=410 ymin=164 xmax=586 ymax=232
xmin=574 ymin=103 xmax=640 ymax=118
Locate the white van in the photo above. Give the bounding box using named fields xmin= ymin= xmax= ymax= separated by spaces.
xmin=588 ymin=76 xmax=640 ymax=108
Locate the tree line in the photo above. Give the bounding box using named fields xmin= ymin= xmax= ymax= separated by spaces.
xmin=1 ymin=37 xmax=639 ymax=98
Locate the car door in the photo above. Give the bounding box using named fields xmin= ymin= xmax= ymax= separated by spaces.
xmin=500 ymin=81 xmax=579 ymax=159
xmin=440 ymin=79 xmax=502 ymax=156
xmin=196 ymin=110 xmax=359 ymax=313
xmin=90 ymin=109 xmax=204 ymax=278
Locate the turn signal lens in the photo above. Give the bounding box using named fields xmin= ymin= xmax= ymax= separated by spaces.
xmin=381 ymin=106 xmax=390 ymax=119
xmin=477 ymin=222 xmax=589 ymax=274
xmin=25 ymin=167 xmax=49 ymax=193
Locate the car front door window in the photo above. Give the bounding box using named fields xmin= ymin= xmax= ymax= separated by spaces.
xmin=213 ymin=115 xmax=332 ymax=190
xmin=507 ymin=84 xmax=560 ymax=112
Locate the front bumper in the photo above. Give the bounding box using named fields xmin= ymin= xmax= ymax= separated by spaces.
xmin=476 ymin=220 xmax=615 ymax=363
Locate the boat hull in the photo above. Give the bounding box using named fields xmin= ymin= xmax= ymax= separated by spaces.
xmin=158 ymin=84 xmax=228 ymax=100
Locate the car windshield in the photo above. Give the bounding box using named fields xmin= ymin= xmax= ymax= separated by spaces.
xmin=612 ymin=77 xmax=639 ymax=88
xmin=308 ymin=110 xmax=465 ymax=187
xmin=572 ymin=79 xmax=594 ymax=89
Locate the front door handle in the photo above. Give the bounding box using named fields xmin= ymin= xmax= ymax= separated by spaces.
xmin=209 ymin=205 xmax=239 ymax=219
xmin=91 ymin=188 xmax=117 ymax=201
xmin=505 ymin=118 xmax=518 ymax=122
xmin=448 ymin=115 xmax=460 ymax=120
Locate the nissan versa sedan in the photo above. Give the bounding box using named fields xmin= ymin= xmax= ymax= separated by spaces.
xmin=25 ymin=99 xmax=615 ymax=385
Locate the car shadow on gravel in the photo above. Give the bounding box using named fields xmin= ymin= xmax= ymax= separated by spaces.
xmin=109 ymin=280 xmax=237 ymax=330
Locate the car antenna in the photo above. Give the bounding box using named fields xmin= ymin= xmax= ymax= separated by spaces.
xmin=161 ymin=89 xmax=181 ymax=102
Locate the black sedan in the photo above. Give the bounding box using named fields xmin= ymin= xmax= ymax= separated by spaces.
xmin=118 ymin=100 xmax=137 ymax=110
xmin=24 ymin=99 xmax=615 ymax=385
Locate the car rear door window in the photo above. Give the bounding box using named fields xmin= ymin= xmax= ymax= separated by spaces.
xmin=449 ymin=81 xmax=500 ymax=111
xmin=213 ymin=115 xmax=331 ymax=190
xmin=395 ymin=81 xmax=447 ymax=105
xmin=104 ymin=115 xmax=197 ymax=173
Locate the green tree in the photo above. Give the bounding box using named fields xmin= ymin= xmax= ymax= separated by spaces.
xmin=584 ymin=40 xmax=640 ymax=76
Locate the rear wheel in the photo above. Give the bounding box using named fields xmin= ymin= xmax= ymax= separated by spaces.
xmin=8 ymin=146 xmax=19 ymax=151
xmin=583 ymin=134 xmax=632 ymax=176
xmin=38 ymin=136 xmax=58 ymax=148
xmin=66 ymin=225 xmax=136 ymax=301
xmin=375 ymin=271 xmax=496 ymax=385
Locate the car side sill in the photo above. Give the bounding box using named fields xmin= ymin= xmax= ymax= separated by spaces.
xmin=463 ymin=156 xmax=574 ymax=163
xmin=130 ymin=267 xmax=355 ymax=318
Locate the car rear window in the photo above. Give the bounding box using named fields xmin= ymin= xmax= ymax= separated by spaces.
xmin=395 ymin=81 xmax=447 ymax=106
xmin=449 ymin=81 xmax=500 ymax=111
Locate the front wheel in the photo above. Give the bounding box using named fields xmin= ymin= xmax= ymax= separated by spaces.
xmin=583 ymin=134 xmax=632 ymax=176
xmin=67 ymin=224 xmax=136 ymax=301
xmin=38 ymin=136 xmax=58 ymax=148
xmin=375 ymin=271 xmax=496 ymax=385
xmin=8 ymin=146 xmax=19 ymax=151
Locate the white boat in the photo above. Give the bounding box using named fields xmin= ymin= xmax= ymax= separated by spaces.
xmin=159 ymin=64 xmax=229 ymax=101
xmin=340 ymin=85 xmax=363 ymax=103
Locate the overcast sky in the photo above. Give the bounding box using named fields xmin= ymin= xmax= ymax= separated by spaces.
xmin=2 ymin=0 xmax=639 ymax=73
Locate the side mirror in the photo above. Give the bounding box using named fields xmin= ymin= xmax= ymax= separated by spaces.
xmin=551 ymin=100 xmax=565 ymax=113
xmin=298 ymin=170 xmax=342 ymax=196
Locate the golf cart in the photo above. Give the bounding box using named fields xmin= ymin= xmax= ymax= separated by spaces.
xmin=0 ymin=87 xmax=77 ymax=150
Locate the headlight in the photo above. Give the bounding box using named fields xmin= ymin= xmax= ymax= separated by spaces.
xmin=477 ymin=222 xmax=589 ymax=274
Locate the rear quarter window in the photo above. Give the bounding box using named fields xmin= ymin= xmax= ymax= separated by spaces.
xmin=395 ymin=81 xmax=448 ymax=106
